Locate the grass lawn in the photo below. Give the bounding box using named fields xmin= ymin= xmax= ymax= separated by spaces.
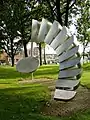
xmin=0 ymin=64 xmax=90 ymax=120
xmin=81 ymin=63 xmax=90 ymax=88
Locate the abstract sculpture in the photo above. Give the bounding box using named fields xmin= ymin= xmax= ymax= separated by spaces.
xmin=16 ymin=18 xmax=82 ymax=101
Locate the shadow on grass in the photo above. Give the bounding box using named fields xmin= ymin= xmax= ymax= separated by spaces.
xmin=0 ymin=67 xmax=31 ymax=80
xmin=0 ymin=85 xmax=90 ymax=120
xmin=0 ymin=63 xmax=90 ymax=80
xmin=0 ymin=85 xmax=50 ymax=120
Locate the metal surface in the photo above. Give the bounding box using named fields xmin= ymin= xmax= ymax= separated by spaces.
xmin=55 ymin=36 xmax=74 ymax=56
xmin=54 ymin=89 xmax=76 ymax=101
xmin=58 ymin=69 xmax=81 ymax=78
xmin=38 ymin=18 xmax=51 ymax=42
xmin=58 ymin=46 xmax=79 ymax=62
xmin=31 ymin=19 xmax=40 ymax=42
xmin=50 ymin=26 xmax=68 ymax=50
xmin=60 ymin=57 xmax=81 ymax=70
xmin=44 ymin=20 xmax=62 ymax=44
xmin=16 ymin=57 xmax=39 ymax=73
xmin=56 ymin=79 xmax=80 ymax=90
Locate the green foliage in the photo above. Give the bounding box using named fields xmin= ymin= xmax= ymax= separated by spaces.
xmin=0 ymin=0 xmax=53 ymax=60
xmin=83 ymin=63 xmax=90 ymax=71
xmin=0 ymin=1 xmax=24 ymax=66
xmin=40 ymin=0 xmax=79 ymax=26
xmin=77 ymin=0 xmax=90 ymax=46
xmin=80 ymin=63 xmax=90 ymax=88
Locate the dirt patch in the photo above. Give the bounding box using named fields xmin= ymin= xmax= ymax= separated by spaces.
xmin=42 ymin=86 xmax=90 ymax=116
xmin=18 ymin=78 xmax=55 ymax=86
xmin=19 ymin=79 xmax=90 ymax=116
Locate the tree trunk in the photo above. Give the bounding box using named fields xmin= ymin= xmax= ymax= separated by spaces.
xmin=11 ymin=39 xmax=14 ymax=67
xmin=21 ymin=23 xmax=28 ymax=57
xmin=43 ymin=46 xmax=47 ymax=65
xmin=56 ymin=0 xmax=63 ymax=25
xmin=23 ymin=41 xmax=28 ymax=57
xmin=83 ymin=46 xmax=85 ymax=63
xmin=39 ymin=43 xmax=42 ymax=66
xmin=11 ymin=55 xmax=14 ymax=67
xmin=83 ymin=41 xmax=88 ymax=63
xmin=65 ymin=0 xmax=69 ymax=26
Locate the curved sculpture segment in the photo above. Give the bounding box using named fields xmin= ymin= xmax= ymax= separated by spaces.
xmin=16 ymin=18 xmax=82 ymax=101
xmin=31 ymin=18 xmax=82 ymax=101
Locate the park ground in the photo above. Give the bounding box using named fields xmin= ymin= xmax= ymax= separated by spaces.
xmin=0 ymin=63 xmax=90 ymax=120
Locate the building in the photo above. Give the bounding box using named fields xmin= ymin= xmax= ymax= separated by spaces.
xmin=0 ymin=50 xmax=9 ymax=65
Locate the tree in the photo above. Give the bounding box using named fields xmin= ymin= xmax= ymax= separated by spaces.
xmin=33 ymin=0 xmax=79 ymax=65
xmin=0 ymin=1 xmax=25 ymax=66
xmin=0 ymin=0 xmax=37 ymax=58
xmin=1 ymin=0 xmax=80 ymax=66
xmin=14 ymin=0 xmax=52 ymax=58
xmin=9 ymin=0 xmax=32 ymax=57
xmin=30 ymin=2 xmax=52 ymax=65
xmin=0 ymin=8 xmax=19 ymax=66
xmin=0 ymin=20 xmax=22 ymax=66
xmin=77 ymin=0 xmax=90 ymax=61
xmin=37 ymin=0 xmax=77 ymax=27
xmin=1 ymin=0 xmax=52 ymax=65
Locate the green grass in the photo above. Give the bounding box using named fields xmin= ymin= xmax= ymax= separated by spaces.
xmin=82 ymin=63 xmax=90 ymax=71
xmin=0 ymin=85 xmax=50 ymax=120
xmin=34 ymin=64 xmax=59 ymax=79
xmin=0 ymin=64 xmax=90 ymax=120
xmin=80 ymin=63 xmax=90 ymax=88
xmin=0 ymin=65 xmax=59 ymax=88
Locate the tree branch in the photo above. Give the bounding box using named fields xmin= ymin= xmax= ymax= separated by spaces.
xmin=65 ymin=0 xmax=70 ymax=26
xmin=56 ymin=0 xmax=63 ymax=25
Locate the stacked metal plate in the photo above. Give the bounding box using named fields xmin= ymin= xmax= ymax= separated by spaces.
xmin=17 ymin=18 xmax=82 ymax=101
xmin=31 ymin=18 xmax=82 ymax=101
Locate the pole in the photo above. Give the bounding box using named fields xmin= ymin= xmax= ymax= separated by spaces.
xmin=31 ymin=42 xmax=33 ymax=80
